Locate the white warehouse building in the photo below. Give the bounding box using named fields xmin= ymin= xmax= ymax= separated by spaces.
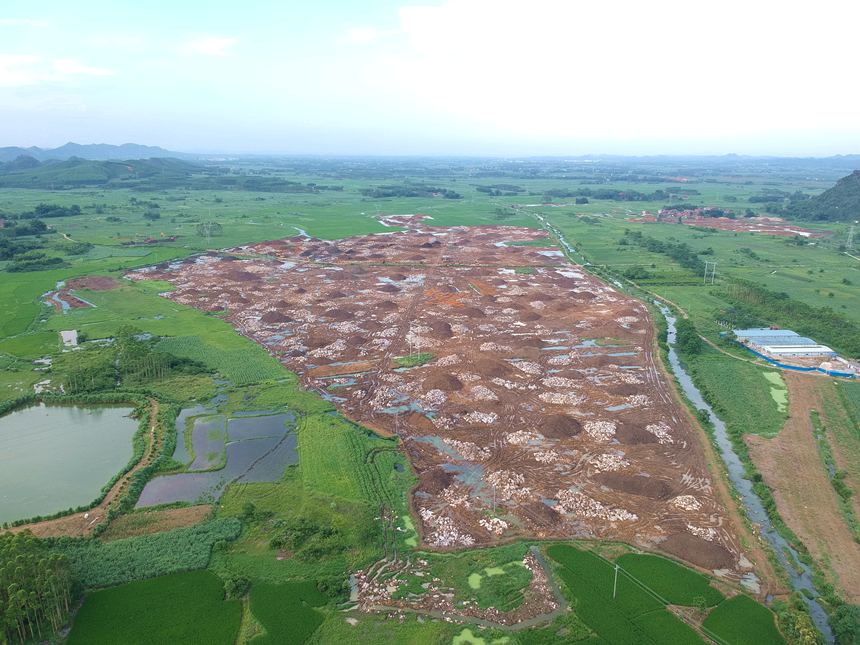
xmin=733 ymin=328 xmax=836 ymax=359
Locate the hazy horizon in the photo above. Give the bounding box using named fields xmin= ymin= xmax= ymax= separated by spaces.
xmin=2 ymin=0 xmax=859 ymax=157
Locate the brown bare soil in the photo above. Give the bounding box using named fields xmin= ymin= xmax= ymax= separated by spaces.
xmin=13 ymin=399 xmax=161 ymax=539
xmin=129 ymin=224 xmax=749 ymax=576
xmin=747 ymin=372 xmax=860 ymax=601
xmin=99 ymin=505 xmax=212 ymax=540
xmin=66 ymin=275 xmax=120 ymax=290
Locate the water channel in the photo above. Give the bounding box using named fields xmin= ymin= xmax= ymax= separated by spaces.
xmin=660 ymin=304 xmax=833 ymax=641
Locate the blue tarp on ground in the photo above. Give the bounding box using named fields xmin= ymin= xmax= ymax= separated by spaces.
xmin=743 ymin=347 xmax=855 ymax=379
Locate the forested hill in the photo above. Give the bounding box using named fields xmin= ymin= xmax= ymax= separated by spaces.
xmin=789 ymin=170 xmax=860 ymax=221
xmin=0 ymin=157 xmax=201 ymax=188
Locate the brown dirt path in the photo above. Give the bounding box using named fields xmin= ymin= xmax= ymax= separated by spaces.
xmin=11 ymin=399 xmax=161 ymax=538
xmin=747 ymin=372 xmax=860 ymax=602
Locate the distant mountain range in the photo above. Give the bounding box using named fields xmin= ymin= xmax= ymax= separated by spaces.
xmin=0 ymin=142 xmax=191 ymax=163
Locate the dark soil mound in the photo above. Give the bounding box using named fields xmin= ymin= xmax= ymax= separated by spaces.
xmin=594 ymin=472 xmax=676 ymax=500
xmin=327 ymin=290 xmax=347 ymax=299
xmin=428 ymin=320 xmax=453 ymax=338
xmin=520 ymin=311 xmax=542 ymax=322
xmin=304 ymin=335 xmax=331 ymax=349
xmin=324 ymin=308 xmax=354 ymax=321
xmin=260 ymin=310 xmax=293 ymax=324
xmin=574 ymin=291 xmax=597 ymax=300
xmin=389 ymin=273 xmax=407 ymax=281
xmin=522 ymin=501 xmax=562 ymax=527
xmin=226 ymin=269 xmax=260 ymax=282
xmin=346 ymin=335 xmax=368 ymax=348
xmin=379 ymin=283 xmax=400 ymax=294
xmin=459 ymin=306 xmax=486 ymax=319
xmin=607 ymin=383 xmax=639 ymax=397
xmin=376 ymin=300 xmax=399 ymax=312
xmin=419 ymin=467 xmax=455 ymax=493
xmin=472 ymin=357 xmax=514 ymax=378
xmin=423 ymin=373 xmax=463 ymax=391
xmin=615 ymin=423 xmax=659 ymax=445
xmin=660 ymin=533 xmax=735 ymax=570
xmin=540 ymin=414 xmax=583 ymax=438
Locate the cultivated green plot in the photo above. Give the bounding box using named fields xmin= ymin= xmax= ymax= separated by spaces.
xmin=67 ymin=570 xmax=241 ymax=645
xmin=249 ymin=580 xmax=327 ymax=645
xmin=702 ymin=595 xmax=785 ymax=645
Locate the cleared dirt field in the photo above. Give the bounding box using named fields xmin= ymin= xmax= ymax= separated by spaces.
xmin=130 ymin=218 xmax=746 ymax=574
xmin=747 ymin=372 xmax=860 ymax=602
xmin=100 ymin=505 xmax=212 ymax=540
xmin=632 ymin=214 xmax=827 ymax=238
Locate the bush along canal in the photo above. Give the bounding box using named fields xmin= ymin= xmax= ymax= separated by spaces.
xmin=659 ymin=303 xmax=834 ymax=643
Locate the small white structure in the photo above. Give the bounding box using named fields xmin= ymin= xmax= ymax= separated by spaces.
xmin=760 ymin=344 xmax=836 ymax=358
xmin=59 ymin=330 xmax=78 ymax=347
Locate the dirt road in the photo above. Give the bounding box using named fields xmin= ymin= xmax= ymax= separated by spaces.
xmin=747 ymin=373 xmax=860 ymax=602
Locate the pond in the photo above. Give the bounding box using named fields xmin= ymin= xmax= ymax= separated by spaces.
xmin=136 ymin=412 xmax=297 ymax=507
xmin=0 ymin=404 xmax=138 ymax=524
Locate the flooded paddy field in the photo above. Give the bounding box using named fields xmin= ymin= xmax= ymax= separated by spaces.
xmin=136 ymin=412 xmax=296 ymax=507
xmin=129 ymin=216 xmax=746 ymax=576
xmin=0 ymin=404 xmax=138 ymax=523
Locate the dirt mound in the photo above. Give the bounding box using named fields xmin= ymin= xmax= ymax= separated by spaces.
xmin=324 ymin=308 xmax=354 ymax=321
xmin=327 ymin=290 xmax=347 ymax=299
xmin=295 ymin=287 xmax=307 ymax=294
xmin=227 ymin=269 xmax=260 ymax=282
xmin=472 ymin=357 xmax=514 ymax=378
xmin=67 ymin=276 xmax=120 ymax=290
xmin=574 ymin=291 xmax=597 ymax=300
xmin=520 ymin=311 xmax=542 ymax=322
xmin=423 ymin=373 xmax=463 ymax=391
xmin=405 ymin=412 xmax=436 ymax=433
xmin=305 ymin=335 xmax=332 ymax=349
xmin=376 ymin=300 xmax=399 ymax=312
xmin=428 ymin=320 xmax=453 ymax=338
xmin=260 ymin=310 xmax=293 ymax=324
xmin=521 ymin=501 xmax=562 ymax=527
xmin=540 ymin=414 xmax=583 ymax=438
xmin=594 ymin=473 xmax=676 ymax=500
xmin=660 ymin=533 xmax=735 ymax=570
xmin=607 ymin=383 xmax=640 ymax=396
xmin=379 ymin=284 xmax=401 ymax=294
xmin=615 ymin=423 xmax=660 ymax=445
xmin=346 ymin=335 xmax=368 ymax=348
xmin=459 ymin=306 xmax=486 ymax=319
xmin=389 ymin=273 xmax=407 ymax=281
xmin=419 ymin=467 xmax=455 ymax=493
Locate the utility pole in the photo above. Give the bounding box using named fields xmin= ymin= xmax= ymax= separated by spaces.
xmin=613 ymin=563 xmax=620 ymax=599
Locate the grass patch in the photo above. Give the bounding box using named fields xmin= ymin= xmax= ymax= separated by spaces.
xmin=702 ymin=595 xmax=785 ymax=645
xmin=393 ymin=352 xmax=434 ymax=368
xmin=249 ymin=580 xmax=327 ymax=645
xmin=67 ymin=570 xmax=241 ymax=645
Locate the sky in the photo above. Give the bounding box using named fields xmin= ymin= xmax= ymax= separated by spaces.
xmin=0 ymin=0 xmax=858 ymax=156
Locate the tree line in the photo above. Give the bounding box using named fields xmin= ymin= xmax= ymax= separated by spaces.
xmin=0 ymin=532 xmax=73 ymax=643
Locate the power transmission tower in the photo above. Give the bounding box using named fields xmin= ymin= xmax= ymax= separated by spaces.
xmin=703 ymin=261 xmax=717 ymax=285
xmin=847 ymin=224 xmax=856 ymax=251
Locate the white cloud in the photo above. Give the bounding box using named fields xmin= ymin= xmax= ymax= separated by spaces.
xmin=356 ymin=0 xmax=860 ymax=142
xmin=53 ymin=59 xmax=115 ymax=77
xmin=180 ymin=35 xmax=238 ymax=57
xmin=0 ymin=18 xmax=48 ymax=28
xmin=0 ymin=55 xmax=43 ymax=86
xmin=345 ymin=26 xmax=400 ymax=45
xmin=0 ymin=55 xmax=115 ymax=86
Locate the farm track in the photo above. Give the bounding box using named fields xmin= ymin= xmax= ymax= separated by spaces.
xmin=747 ymin=373 xmax=860 ymax=602
xmin=13 ymin=398 xmax=161 ymax=538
